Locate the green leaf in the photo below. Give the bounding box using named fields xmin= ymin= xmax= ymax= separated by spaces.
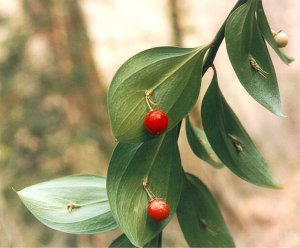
xmin=109 ymin=233 xmax=162 ymax=248
xmin=201 ymin=72 xmax=280 ymax=188
xmin=109 ymin=234 xmax=134 ymax=248
xmin=185 ymin=116 xmax=224 ymax=168
xmin=225 ymin=0 xmax=282 ymax=116
xmin=256 ymin=0 xmax=294 ymax=65
xmin=107 ymin=127 xmax=183 ymax=247
xmin=108 ymin=45 xmax=209 ymax=143
xmin=177 ymin=173 xmax=235 ymax=247
xmin=17 ymin=175 xmax=117 ymax=234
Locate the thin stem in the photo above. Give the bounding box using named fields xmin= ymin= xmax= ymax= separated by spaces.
xmin=145 ymin=0 xmax=246 ymax=101
xmin=249 ymin=56 xmax=269 ymax=78
xmin=210 ymin=64 xmax=219 ymax=84
xmin=157 ymin=232 xmax=163 ymax=247
xmin=142 ymin=181 xmax=156 ymax=201
xmin=145 ymin=91 xmax=154 ymax=111
xmin=211 ymin=64 xmax=217 ymax=77
xmin=202 ymin=0 xmax=248 ymax=75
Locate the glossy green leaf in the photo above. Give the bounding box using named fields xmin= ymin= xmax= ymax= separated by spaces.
xmin=186 ymin=116 xmax=224 ymax=168
xmin=201 ymin=73 xmax=280 ymax=188
xmin=17 ymin=175 xmax=117 ymax=234
xmin=108 ymin=45 xmax=209 ymax=142
xmin=107 ymin=127 xmax=183 ymax=247
xmin=109 ymin=233 xmax=162 ymax=248
xmin=225 ymin=0 xmax=282 ymax=115
xmin=256 ymin=0 xmax=294 ymax=65
xmin=177 ymin=173 xmax=235 ymax=247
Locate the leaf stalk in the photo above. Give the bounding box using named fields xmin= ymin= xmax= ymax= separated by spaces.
xmin=202 ymin=0 xmax=249 ymax=75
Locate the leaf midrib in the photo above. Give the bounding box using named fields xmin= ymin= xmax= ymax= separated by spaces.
xmin=109 ymin=48 xmax=201 ymax=100
xmin=149 ymin=48 xmax=203 ymax=92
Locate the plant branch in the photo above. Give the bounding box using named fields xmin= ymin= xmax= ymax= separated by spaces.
xmin=202 ymin=0 xmax=248 ymax=74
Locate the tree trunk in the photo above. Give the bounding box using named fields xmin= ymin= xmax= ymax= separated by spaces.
xmin=23 ymin=0 xmax=114 ymax=158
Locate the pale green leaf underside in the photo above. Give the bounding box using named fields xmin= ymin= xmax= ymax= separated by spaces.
xmin=177 ymin=173 xmax=235 ymax=247
xmin=107 ymin=127 xmax=183 ymax=247
xmin=225 ymin=0 xmax=282 ymax=116
xmin=201 ymin=74 xmax=280 ymax=188
xmin=256 ymin=0 xmax=294 ymax=65
xmin=186 ymin=116 xmax=224 ymax=168
xmin=108 ymin=46 xmax=209 ymax=142
xmin=17 ymin=175 xmax=117 ymax=234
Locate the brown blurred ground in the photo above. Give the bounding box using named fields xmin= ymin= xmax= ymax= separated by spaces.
xmin=1 ymin=0 xmax=299 ymax=247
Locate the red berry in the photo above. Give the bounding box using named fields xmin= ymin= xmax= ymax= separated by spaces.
xmin=147 ymin=198 xmax=170 ymax=221
xmin=144 ymin=110 xmax=168 ymax=135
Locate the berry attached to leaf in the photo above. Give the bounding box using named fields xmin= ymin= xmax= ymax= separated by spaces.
xmin=144 ymin=110 xmax=168 ymax=135
xmin=273 ymin=30 xmax=288 ymax=48
xmin=147 ymin=198 xmax=170 ymax=221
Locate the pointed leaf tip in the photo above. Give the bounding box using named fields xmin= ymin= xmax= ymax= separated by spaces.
xmin=17 ymin=175 xmax=117 ymax=234
xmin=177 ymin=173 xmax=235 ymax=247
xmin=225 ymin=0 xmax=282 ymax=115
xmin=201 ymin=73 xmax=279 ymax=188
xmin=107 ymin=127 xmax=183 ymax=247
xmin=108 ymin=45 xmax=209 ymax=142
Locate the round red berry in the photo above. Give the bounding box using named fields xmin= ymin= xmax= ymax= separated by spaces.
xmin=147 ymin=198 xmax=170 ymax=221
xmin=144 ymin=110 xmax=168 ymax=135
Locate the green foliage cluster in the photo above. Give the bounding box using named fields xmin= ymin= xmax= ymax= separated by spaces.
xmin=16 ymin=0 xmax=293 ymax=247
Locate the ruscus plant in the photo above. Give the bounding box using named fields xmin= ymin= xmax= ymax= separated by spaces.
xmin=16 ymin=0 xmax=294 ymax=247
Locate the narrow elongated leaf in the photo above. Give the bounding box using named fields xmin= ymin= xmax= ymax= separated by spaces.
xmin=225 ymin=0 xmax=282 ymax=115
xmin=108 ymin=45 xmax=209 ymax=142
xmin=201 ymin=73 xmax=280 ymax=188
xmin=177 ymin=173 xmax=234 ymax=247
xmin=256 ymin=0 xmax=294 ymax=65
xmin=17 ymin=175 xmax=117 ymax=234
xmin=186 ymin=116 xmax=224 ymax=168
xmin=107 ymin=127 xmax=183 ymax=247
xmin=109 ymin=233 xmax=162 ymax=248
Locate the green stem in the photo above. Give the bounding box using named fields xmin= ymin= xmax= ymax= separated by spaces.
xmin=157 ymin=232 xmax=162 ymax=247
xmin=202 ymin=0 xmax=248 ymax=75
xmin=146 ymin=0 xmax=247 ymax=99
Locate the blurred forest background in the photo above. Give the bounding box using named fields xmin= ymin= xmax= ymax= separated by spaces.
xmin=0 ymin=0 xmax=299 ymax=247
